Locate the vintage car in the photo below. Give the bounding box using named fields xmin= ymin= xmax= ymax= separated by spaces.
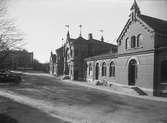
xmin=0 ymin=71 xmax=22 ymax=84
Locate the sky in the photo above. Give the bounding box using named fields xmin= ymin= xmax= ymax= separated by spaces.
xmin=6 ymin=0 xmax=167 ymax=63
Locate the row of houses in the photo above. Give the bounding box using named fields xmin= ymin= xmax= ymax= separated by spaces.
xmin=50 ymin=0 xmax=167 ymax=97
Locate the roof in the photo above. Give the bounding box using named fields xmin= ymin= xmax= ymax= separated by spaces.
xmin=56 ymin=46 xmax=64 ymax=52
xmin=67 ymin=36 xmax=117 ymax=47
xmin=117 ymin=14 xmax=167 ymax=43
xmin=85 ymin=52 xmax=118 ymax=61
xmin=139 ymin=14 xmax=167 ymax=33
xmin=88 ymin=38 xmax=117 ymax=47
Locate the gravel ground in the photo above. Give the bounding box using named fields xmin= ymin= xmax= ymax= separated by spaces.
xmin=0 ymin=96 xmax=70 ymax=123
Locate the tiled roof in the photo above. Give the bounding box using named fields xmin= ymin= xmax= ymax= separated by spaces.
xmin=140 ymin=14 xmax=167 ymax=33
xmin=85 ymin=53 xmax=118 ymax=61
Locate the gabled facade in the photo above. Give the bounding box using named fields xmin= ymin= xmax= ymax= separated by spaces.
xmin=50 ymin=0 xmax=167 ymax=96
xmin=63 ymin=32 xmax=117 ymax=80
xmin=85 ymin=0 xmax=167 ymax=96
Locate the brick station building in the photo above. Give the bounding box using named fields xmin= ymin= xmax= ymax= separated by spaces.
xmin=50 ymin=0 xmax=167 ymax=96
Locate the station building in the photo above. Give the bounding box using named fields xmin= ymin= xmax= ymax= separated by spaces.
xmin=50 ymin=0 xmax=167 ymax=96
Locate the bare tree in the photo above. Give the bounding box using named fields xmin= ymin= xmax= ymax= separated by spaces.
xmin=0 ymin=0 xmax=24 ymax=65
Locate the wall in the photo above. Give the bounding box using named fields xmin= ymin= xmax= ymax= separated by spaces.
xmin=116 ymin=53 xmax=154 ymax=90
xmin=86 ymin=58 xmax=117 ymax=83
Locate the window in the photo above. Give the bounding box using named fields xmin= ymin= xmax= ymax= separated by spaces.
xmin=137 ymin=34 xmax=143 ymax=47
xmin=131 ymin=36 xmax=136 ymax=48
xmin=88 ymin=63 xmax=92 ymax=76
xmin=66 ymin=48 xmax=70 ymax=60
xmin=125 ymin=38 xmax=129 ymax=49
xmin=109 ymin=62 xmax=115 ymax=77
xmin=71 ymin=65 xmax=73 ymax=75
xmin=70 ymin=49 xmax=73 ymax=57
xmin=102 ymin=62 xmax=107 ymax=76
xmin=161 ymin=60 xmax=167 ymax=82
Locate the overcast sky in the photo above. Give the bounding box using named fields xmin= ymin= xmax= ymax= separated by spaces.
xmin=7 ymin=0 xmax=167 ymax=63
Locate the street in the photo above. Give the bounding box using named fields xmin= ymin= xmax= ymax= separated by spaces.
xmin=0 ymin=96 xmax=70 ymax=123
xmin=0 ymin=72 xmax=167 ymax=123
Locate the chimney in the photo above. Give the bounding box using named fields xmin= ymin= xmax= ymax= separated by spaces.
xmin=101 ymin=36 xmax=104 ymax=42
xmin=88 ymin=33 xmax=93 ymax=40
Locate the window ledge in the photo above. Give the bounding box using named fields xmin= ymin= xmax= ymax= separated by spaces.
xmin=126 ymin=46 xmax=143 ymax=51
xmin=109 ymin=76 xmax=116 ymax=78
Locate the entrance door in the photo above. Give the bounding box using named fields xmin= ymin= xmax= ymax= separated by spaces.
xmin=128 ymin=59 xmax=137 ymax=85
xmin=95 ymin=63 xmax=99 ymax=80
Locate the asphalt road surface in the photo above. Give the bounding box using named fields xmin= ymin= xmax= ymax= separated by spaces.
xmin=0 ymin=72 xmax=167 ymax=123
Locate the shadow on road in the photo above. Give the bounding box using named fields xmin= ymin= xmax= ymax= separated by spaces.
xmin=0 ymin=113 xmax=18 ymax=123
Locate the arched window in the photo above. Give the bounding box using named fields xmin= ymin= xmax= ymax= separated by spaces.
xmin=137 ymin=34 xmax=143 ymax=47
xmin=161 ymin=60 xmax=167 ymax=82
xmin=66 ymin=48 xmax=70 ymax=60
xmin=109 ymin=62 xmax=115 ymax=77
xmin=88 ymin=63 xmax=92 ymax=76
xmin=131 ymin=36 xmax=136 ymax=48
xmin=95 ymin=63 xmax=99 ymax=80
xmin=125 ymin=38 xmax=129 ymax=49
xmin=102 ymin=62 xmax=107 ymax=76
xmin=70 ymin=49 xmax=73 ymax=57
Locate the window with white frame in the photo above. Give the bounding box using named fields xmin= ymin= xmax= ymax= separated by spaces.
xmin=88 ymin=63 xmax=92 ymax=76
xmin=109 ymin=62 xmax=115 ymax=77
xmin=102 ymin=62 xmax=107 ymax=76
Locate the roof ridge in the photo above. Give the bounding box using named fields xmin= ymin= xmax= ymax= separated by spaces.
xmin=140 ymin=14 xmax=167 ymax=23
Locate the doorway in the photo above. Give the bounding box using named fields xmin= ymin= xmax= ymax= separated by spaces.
xmin=128 ymin=59 xmax=137 ymax=85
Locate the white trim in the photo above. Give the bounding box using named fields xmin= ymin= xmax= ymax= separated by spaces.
xmin=127 ymin=56 xmax=140 ymax=65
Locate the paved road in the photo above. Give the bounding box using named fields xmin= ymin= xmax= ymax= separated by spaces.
xmin=1 ymin=72 xmax=167 ymax=123
xmin=0 ymin=96 xmax=70 ymax=123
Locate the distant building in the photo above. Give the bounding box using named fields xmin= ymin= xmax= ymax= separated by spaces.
xmin=50 ymin=0 xmax=167 ymax=96
xmin=49 ymin=47 xmax=64 ymax=76
xmin=0 ymin=50 xmax=33 ymax=70
xmin=49 ymin=52 xmax=56 ymax=75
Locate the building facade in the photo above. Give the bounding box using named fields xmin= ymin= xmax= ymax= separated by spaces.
xmin=49 ymin=52 xmax=56 ymax=75
xmin=50 ymin=0 xmax=167 ymax=96
xmin=50 ymin=32 xmax=117 ymax=80
xmin=85 ymin=0 xmax=167 ymax=96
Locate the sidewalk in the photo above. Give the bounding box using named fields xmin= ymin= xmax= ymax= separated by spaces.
xmin=59 ymin=78 xmax=167 ymax=103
